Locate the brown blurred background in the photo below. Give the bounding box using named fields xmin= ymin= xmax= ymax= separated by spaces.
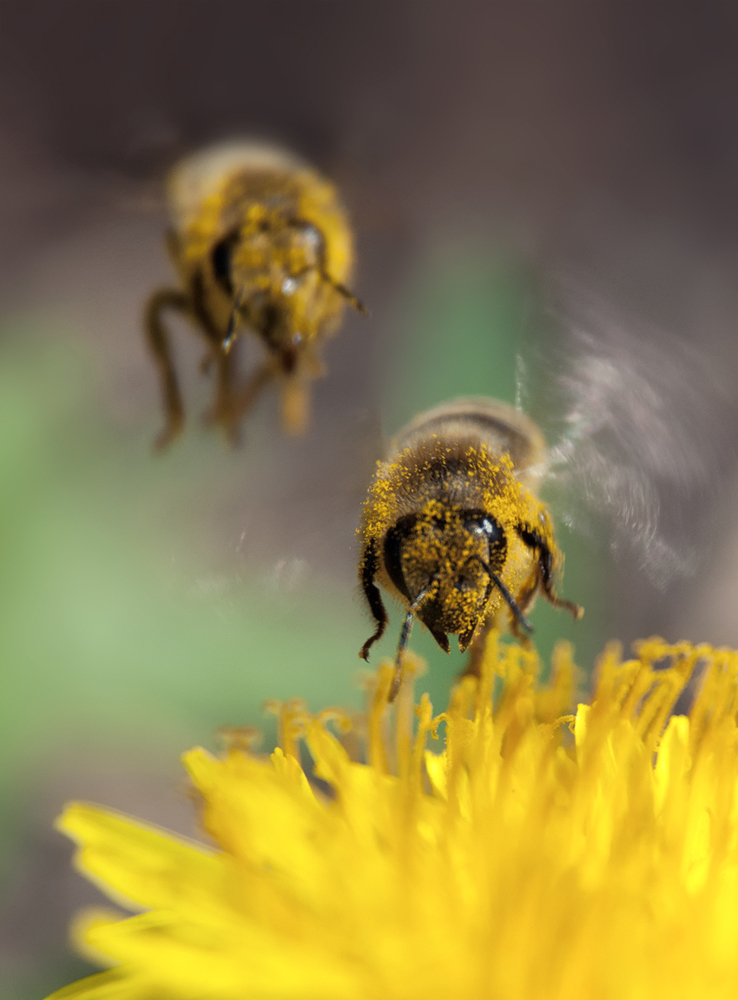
xmin=0 ymin=3 xmax=736 ymax=997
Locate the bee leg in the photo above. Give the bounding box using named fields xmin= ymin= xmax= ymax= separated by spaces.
xmin=358 ymin=539 xmax=388 ymax=661
xmin=510 ymin=615 xmax=535 ymax=647
xmin=303 ymin=343 xmax=327 ymax=379
xmin=230 ymin=357 xmax=277 ymax=428
xmin=280 ymin=374 xmax=311 ymax=436
xmin=205 ymin=347 xmax=241 ymax=447
xmin=145 ymin=288 xmax=190 ymax=450
xmin=463 ymin=629 xmax=490 ymax=678
xmin=462 ymin=574 xmax=537 ymax=678
xmin=461 ymin=617 xmax=531 ymax=682
xmin=540 ymin=576 xmax=583 ymax=621
xmin=516 ymin=527 xmax=583 ymax=622
xmin=509 ymin=571 xmax=539 ymax=645
xmin=278 ymin=341 xmax=324 ymax=435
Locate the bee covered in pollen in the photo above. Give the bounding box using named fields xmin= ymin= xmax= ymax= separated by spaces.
xmin=358 ymin=397 xmax=582 ymax=700
xmin=145 ymin=140 xmax=365 ymax=449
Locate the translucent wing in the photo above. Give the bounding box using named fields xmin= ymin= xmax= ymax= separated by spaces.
xmin=521 ymin=284 xmax=737 ymax=589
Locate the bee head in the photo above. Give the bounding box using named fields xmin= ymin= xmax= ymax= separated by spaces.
xmin=215 ymin=213 xmax=314 ymax=352
xmin=218 ymin=212 xmax=364 ymax=360
xmin=384 ymin=502 xmax=508 ymax=651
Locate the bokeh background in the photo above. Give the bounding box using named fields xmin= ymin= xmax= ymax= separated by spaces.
xmin=0 ymin=2 xmax=736 ymax=996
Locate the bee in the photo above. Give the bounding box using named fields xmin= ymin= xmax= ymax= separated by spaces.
xmin=358 ymin=397 xmax=582 ymax=700
xmin=145 ymin=140 xmax=365 ymax=449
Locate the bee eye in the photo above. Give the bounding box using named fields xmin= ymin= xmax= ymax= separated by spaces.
xmin=211 ymin=230 xmax=240 ymax=296
xmin=383 ymin=513 xmax=420 ymax=602
xmin=463 ymin=514 xmax=502 ymax=542
xmin=482 ymin=518 xmax=501 ymax=540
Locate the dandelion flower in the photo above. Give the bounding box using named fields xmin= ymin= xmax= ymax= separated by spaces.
xmin=49 ymin=634 xmax=738 ymax=999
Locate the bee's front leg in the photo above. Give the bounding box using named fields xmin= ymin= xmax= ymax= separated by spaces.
xmin=144 ymin=288 xmax=191 ymax=450
xmin=203 ymin=347 xmax=241 ymax=446
xmin=280 ymin=374 xmax=311 ymax=436
xmin=462 ymin=626 xmax=492 ymax=679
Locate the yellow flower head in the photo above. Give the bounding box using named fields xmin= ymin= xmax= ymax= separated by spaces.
xmin=50 ymin=635 xmax=738 ymax=1000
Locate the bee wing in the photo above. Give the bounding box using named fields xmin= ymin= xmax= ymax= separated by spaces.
xmin=522 ymin=284 xmax=737 ymax=589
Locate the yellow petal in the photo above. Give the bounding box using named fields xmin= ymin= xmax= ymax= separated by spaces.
xmin=58 ymin=803 xmax=222 ymax=915
xmin=45 ymin=969 xmax=145 ymax=999
xmin=81 ymin=911 xmax=360 ymax=999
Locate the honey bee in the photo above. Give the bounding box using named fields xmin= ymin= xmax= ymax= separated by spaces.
xmin=358 ymin=397 xmax=582 ymax=700
xmin=145 ymin=140 xmax=365 ymax=449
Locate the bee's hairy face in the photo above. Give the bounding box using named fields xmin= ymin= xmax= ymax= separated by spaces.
xmin=227 ymin=213 xmax=335 ymax=354
xmin=385 ymin=503 xmax=508 ymax=639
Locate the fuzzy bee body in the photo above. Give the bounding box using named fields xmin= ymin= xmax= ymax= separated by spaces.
xmin=359 ymin=398 xmax=581 ymax=698
xmin=146 ymin=141 xmax=359 ymax=448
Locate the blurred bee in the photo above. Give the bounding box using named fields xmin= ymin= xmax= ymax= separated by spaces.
xmin=145 ymin=140 xmax=365 ymax=449
xmin=358 ymin=397 xmax=582 ymax=700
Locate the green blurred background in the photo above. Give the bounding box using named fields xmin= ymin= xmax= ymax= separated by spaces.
xmin=1 ymin=2 xmax=736 ymax=997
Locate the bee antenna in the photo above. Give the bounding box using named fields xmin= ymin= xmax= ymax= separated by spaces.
xmin=278 ymin=263 xmax=369 ymax=316
xmin=319 ymin=270 xmax=369 ymax=316
xmin=472 ymin=556 xmax=534 ymax=636
xmin=389 ymin=578 xmax=435 ymax=704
